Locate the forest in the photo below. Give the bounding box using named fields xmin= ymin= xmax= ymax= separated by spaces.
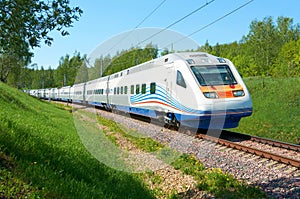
xmin=1 ymin=16 xmax=299 ymax=89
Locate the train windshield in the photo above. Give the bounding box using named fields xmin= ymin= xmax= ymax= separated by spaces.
xmin=191 ymin=65 xmax=237 ymax=86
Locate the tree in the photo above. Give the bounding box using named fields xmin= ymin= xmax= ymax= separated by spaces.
xmin=75 ymin=61 xmax=89 ymax=84
xmin=102 ymin=44 xmax=158 ymax=76
xmin=55 ymin=52 xmax=84 ymax=86
xmin=0 ymin=0 xmax=82 ymax=83
xmin=273 ymin=38 xmax=300 ymax=77
xmin=243 ymin=16 xmax=299 ymax=76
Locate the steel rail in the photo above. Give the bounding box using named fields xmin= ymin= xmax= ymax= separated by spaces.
xmin=223 ymin=130 xmax=300 ymax=152
xmin=250 ymin=136 xmax=300 ymax=152
xmin=196 ymin=134 xmax=300 ymax=168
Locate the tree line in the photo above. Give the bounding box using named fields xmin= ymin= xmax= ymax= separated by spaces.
xmin=1 ymin=15 xmax=299 ymax=89
xmin=201 ymin=16 xmax=300 ymax=77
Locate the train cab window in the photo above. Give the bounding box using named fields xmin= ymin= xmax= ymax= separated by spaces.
xmin=141 ymin=84 xmax=146 ymax=94
xmin=191 ymin=65 xmax=237 ymax=86
xmin=124 ymin=86 xmax=128 ymax=94
xmin=136 ymin=84 xmax=140 ymax=94
xmin=176 ymin=70 xmax=186 ymax=88
xmin=130 ymin=85 xmax=134 ymax=94
xmin=150 ymin=82 xmax=156 ymax=94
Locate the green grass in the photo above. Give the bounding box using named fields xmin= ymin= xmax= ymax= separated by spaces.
xmin=234 ymin=77 xmax=300 ymax=144
xmin=0 ymin=82 xmax=154 ymax=198
xmin=171 ymin=154 xmax=265 ymax=199
xmin=96 ymin=115 xmax=265 ymax=198
xmin=97 ymin=116 xmax=165 ymax=153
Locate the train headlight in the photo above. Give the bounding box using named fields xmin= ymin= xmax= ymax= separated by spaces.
xmin=203 ymin=92 xmax=218 ymax=98
xmin=233 ymin=90 xmax=245 ymax=97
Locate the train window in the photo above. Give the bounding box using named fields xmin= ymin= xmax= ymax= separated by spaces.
xmin=141 ymin=84 xmax=146 ymax=94
xmin=121 ymin=86 xmax=123 ymax=94
xmin=176 ymin=71 xmax=186 ymax=88
xmin=191 ymin=65 xmax=237 ymax=86
xmin=130 ymin=85 xmax=134 ymax=94
xmin=150 ymin=82 xmax=156 ymax=94
xmin=124 ymin=86 xmax=128 ymax=94
xmin=114 ymin=87 xmax=116 ymax=95
xmin=117 ymin=87 xmax=120 ymax=95
xmin=136 ymin=84 xmax=140 ymax=94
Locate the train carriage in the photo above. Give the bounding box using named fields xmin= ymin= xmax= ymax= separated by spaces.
xmin=72 ymin=83 xmax=85 ymax=103
xmin=85 ymin=76 xmax=108 ymax=107
xmin=29 ymin=52 xmax=252 ymax=129
xmin=59 ymin=86 xmax=73 ymax=102
xmin=105 ymin=52 xmax=252 ymax=129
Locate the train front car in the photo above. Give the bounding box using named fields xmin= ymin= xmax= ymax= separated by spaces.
xmin=173 ymin=52 xmax=252 ymax=129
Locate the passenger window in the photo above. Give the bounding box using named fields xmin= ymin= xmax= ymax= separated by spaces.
xmin=176 ymin=70 xmax=186 ymax=88
xmin=136 ymin=84 xmax=140 ymax=94
xmin=124 ymin=86 xmax=128 ymax=94
xmin=114 ymin=87 xmax=116 ymax=95
xmin=142 ymin=84 xmax=146 ymax=94
xmin=121 ymin=86 xmax=123 ymax=94
xmin=130 ymin=85 xmax=134 ymax=94
xmin=117 ymin=87 xmax=120 ymax=95
xmin=150 ymin=82 xmax=156 ymax=94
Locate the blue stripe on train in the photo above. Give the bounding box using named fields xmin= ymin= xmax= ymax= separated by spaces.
xmin=89 ymin=100 xmax=252 ymax=129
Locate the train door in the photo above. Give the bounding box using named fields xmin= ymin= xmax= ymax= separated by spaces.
xmin=165 ymin=63 xmax=175 ymax=106
xmin=83 ymin=82 xmax=86 ymax=103
xmin=105 ymin=76 xmax=111 ymax=110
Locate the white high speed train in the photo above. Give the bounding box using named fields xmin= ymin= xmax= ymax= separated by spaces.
xmin=30 ymin=52 xmax=253 ymax=129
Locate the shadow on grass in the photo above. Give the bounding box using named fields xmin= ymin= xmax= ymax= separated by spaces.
xmin=0 ymin=117 xmax=154 ymax=198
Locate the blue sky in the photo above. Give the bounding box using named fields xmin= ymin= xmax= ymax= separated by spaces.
xmin=31 ymin=0 xmax=300 ymax=69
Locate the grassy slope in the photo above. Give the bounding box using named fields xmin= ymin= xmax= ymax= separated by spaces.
xmin=234 ymin=77 xmax=300 ymax=144
xmin=0 ymin=82 xmax=154 ymax=198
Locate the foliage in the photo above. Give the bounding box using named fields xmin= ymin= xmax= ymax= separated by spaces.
xmin=272 ymin=39 xmax=300 ymax=77
xmin=234 ymin=77 xmax=300 ymax=144
xmin=102 ymin=43 xmax=158 ymax=76
xmin=203 ymin=16 xmax=300 ymax=77
xmin=0 ymin=0 xmax=82 ymax=83
xmin=88 ymin=55 xmax=112 ymax=80
xmin=54 ymin=51 xmax=85 ymax=87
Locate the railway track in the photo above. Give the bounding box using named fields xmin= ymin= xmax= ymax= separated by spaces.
xmin=61 ymin=100 xmax=300 ymax=169
xmin=54 ymin=101 xmax=300 ymax=198
xmin=195 ymin=130 xmax=300 ymax=168
xmin=66 ymin=100 xmax=300 ymax=169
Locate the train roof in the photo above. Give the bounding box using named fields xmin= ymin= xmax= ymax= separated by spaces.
xmin=85 ymin=52 xmax=228 ymax=83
